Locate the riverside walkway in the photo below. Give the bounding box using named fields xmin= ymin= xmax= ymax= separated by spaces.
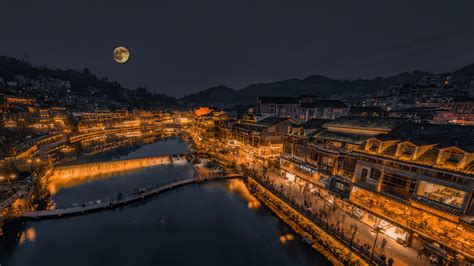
xmin=21 ymin=172 xmax=242 ymax=220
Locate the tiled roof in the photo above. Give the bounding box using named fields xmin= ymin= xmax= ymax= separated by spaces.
xmin=301 ymin=119 xmax=329 ymax=129
xmin=371 ymin=134 xmax=400 ymax=142
xmin=257 ymin=117 xmax=290 ymax=127
xmin=382 ymin=145 xmax=397 ymax=156
xmin=234 ymin=123 xmax=264 ymax=132
xmin=324 ymin=116 xmax=409 ymax=132
xmin=234 ymin=117 xmax=291 ymax=132
xmin=315 ymin=130 xmax=370 ymax=144
xmin=466 ymin=162 xmax=474 ymax=173
xmin=416 ymin=149 xmax=439 ymax=165
xmin=388 ymin=123 xmax=474 ymax=153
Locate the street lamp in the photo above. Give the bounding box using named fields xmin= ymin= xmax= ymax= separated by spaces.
xmin=370 ymin=220 xmax=384 ymax=263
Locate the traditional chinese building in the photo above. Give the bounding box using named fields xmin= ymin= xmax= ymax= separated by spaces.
xmin=232 ymin=117 xmax=296 ymax=168
xmin=279 ymin=116 xmax=474 ymax=259
xmin=351 ymin=123 xmax=474 ymax=255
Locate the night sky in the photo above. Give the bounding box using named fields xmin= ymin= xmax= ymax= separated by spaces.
xmin=1 ymin=0 xmax=474 ymax=96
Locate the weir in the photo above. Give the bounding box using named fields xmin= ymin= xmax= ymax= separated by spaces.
xmin=50 ymin=154 xmax=188 ymax=180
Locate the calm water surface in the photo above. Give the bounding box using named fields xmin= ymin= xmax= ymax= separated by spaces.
xmin=0 ymin=140 xmax=330 ymax=266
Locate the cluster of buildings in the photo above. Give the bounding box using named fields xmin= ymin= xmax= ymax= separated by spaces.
xmin=361 ymin=75 xmax=474 ymax=125
xmin=187 ymin=101 xmax=474 ymax=262
xmin=256 ymin=96 xmax=350 ymax=121
xmin=252 ymin=73 xmax=474 ymax=125
xmin=0 ymin=96 xmax=176 ymax=175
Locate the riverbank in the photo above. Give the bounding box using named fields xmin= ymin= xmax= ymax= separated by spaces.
xmin=246 ymin=176 xmax=367 ymax=266
xmin=1 ymin=179 xmax=331 ymax=266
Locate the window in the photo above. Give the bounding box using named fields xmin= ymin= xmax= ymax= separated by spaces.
xmin=381 ymin=172 xmax=415 ymax=199
xmin=360 ymin=168 xmax=368 ymax=181
xmin=403 ymin=145 xmax=415 ymax=156
xmin=342 ymin=158 xmax=356 ymax=172
xmin=446 ymin=152 xmax=463 ymax=163
xmin=331 ymin=141 xmax=342 ymax=148
xmin=334 ymin=182 xmax=346 ymax=191
xmin=369 ymin=142 xmax=379 ymax=151
xmin=321 ymin=156 xmax=334 ymax=166
xmin=416 ymin=181 xmax=466 ymax=208
xmin=370 ymin=168 xmax=381 ymax=181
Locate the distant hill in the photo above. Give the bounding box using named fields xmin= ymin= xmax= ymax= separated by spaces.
xmin=179 ymin=71 xmax=432 ymax=106
xmin=457 ymin=63 xmax=474 ymax=76
xmin=2 ymin=55 xmax=473 ymax=108
xmin=0 ymin=56 xmax=177 ymax=108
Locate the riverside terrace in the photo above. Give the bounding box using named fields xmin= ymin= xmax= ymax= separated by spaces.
xmin=188 ymin=113 xmax=474 ymax=264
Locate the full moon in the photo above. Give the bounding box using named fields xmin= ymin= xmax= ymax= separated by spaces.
xmin=113 ymin=46 xmax=129 ymax=63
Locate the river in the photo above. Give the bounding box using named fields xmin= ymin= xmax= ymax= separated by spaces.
xmin=0 ymin=139 xmax=330 ymax=266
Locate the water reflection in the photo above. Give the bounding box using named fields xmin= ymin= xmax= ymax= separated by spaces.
xmin=1 ymin=180 xmax=330 ymax=266
xmin=18 ymin=227 xmax=36 ymax=245
xmin=65 ymin=138 xmax=188 ymax=165
xmin=279 ymin=233 xmax=295 ymax=244
xmin=227 ymin=179 xmax=261 ymax=209
xmin=0 ymin=140 xmax=330 ymax=266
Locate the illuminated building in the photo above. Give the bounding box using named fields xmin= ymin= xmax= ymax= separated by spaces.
xmin=232 ymin=117 xmax=296 ymax=168
xmin=351 ymin=123 xmax=474 ymax=257
xmin=279 ymin=116 xmax=474 ymax=259
xmin=74 ymin=110 xmax=133 ymax=133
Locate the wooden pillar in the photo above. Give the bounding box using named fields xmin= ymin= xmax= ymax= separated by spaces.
xmin=377 ymin=170 xmax=385 ymax=192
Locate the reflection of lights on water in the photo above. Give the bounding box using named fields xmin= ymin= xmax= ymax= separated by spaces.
xmin=48 ymin=159 xmax=173 ymax=195
xmin=227 ymin=179 xmax=261 ymax=209
xmin=19 ymin=227 xmax=37 ymax=245
xmin=279 ymin=233 xmax=295 ymax=244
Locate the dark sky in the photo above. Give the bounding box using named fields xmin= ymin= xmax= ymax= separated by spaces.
xmin=1 ymin=0 xmax=474 ymax=96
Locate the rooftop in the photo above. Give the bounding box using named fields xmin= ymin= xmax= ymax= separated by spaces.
xmin=235 ymin=117 xmax=291 ymax=132
xmin=315 ymin=130 xmax=371 ymax=144
xmin=301 ymin=118 xmax=330 ymax=129
xmin=257 ymin=117 xmax=290 ymax=127
xmin=386 ymin=123 xmax=474 ymax=153
xmin=324 ymin=116 xmax=409 ymax=132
